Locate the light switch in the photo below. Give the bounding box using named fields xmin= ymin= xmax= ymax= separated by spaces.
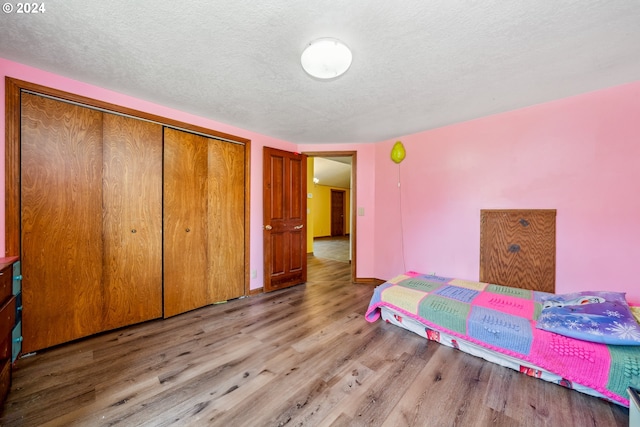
xmin=307 ymin=193 xmax=313 ymax=198
xmin=358 ymin=207 xmax=365 ymax=216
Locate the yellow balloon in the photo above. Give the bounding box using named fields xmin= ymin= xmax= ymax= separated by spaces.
xmin=390 ymin=141 xmax=406 ymax=164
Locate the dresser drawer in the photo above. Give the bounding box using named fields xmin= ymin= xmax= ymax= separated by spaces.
xmin=0 ymin=265 xmax=12 ymax=305
xmin=0 ymin=297 xmax=16 ymax=344
xmin=0 ymin=296 xmax=14 ymax=405
xmin=0 ymin=331 xmax=9 ymax=361
xmin=0 ymin=358 xmax=10 ymax=405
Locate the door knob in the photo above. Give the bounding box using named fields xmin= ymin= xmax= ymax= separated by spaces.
xmin=265 ymin=225 xmax=272 ymax=230
xmin=294 ymin=224 xmax=304 ymax=230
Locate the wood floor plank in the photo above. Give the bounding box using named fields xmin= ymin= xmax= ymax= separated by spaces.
xmin=291 ymin=313 xmax=366 ymax=353
xmin=39 ymin=375 xmax=161 ymax=427
xmin=380 ymin=344 xmax=454 ymax=427
xmin=340 ymin=344 xmax=433 ymax=426
xmin=290 ymin=360 xmax=378 ymax=427
xmin=206 ymin=330 xmax=376 ymax=426
xmin=0 ymin=241 xmax=630 ymax=426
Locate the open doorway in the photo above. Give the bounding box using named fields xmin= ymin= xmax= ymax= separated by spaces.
xmin=303 ymin=151 xmax=356 ymax=283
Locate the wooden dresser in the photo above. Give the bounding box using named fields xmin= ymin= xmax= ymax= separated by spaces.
xmin=0 ymin=257 xmax=21 ymax=407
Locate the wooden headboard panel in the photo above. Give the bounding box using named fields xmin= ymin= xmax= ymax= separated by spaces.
xmin=480 ymin=209 xmax=556 ymax=293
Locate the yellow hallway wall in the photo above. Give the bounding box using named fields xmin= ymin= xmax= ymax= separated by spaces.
xmin=312 ymin=184 xmax=351 ymax=238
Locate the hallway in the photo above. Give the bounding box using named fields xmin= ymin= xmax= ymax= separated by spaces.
xmin=311 ymin=236 xmax=350 ymax=263
xmin=307 ymin=236 xmax=351 ymax=282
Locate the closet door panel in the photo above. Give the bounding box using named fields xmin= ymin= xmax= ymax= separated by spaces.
xmin=208 ymin=139 xmax=245 ymax=301
xmin=163 ymin=128 xmax=210 ymax=317
xmin=102 ymin=114 xmax=163 ymax=329
xmin=21 ymin=93 xmax=104 ymax=352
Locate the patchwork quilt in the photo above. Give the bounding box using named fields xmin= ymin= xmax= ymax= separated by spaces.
xmin=365 ymin=272 xmax=640 ymax=407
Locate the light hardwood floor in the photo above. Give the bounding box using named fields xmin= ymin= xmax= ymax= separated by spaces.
xmin=1 ymin=250 xmax=630 ymax=426
xmin=312 ymin=237 xmax=350 ymax=263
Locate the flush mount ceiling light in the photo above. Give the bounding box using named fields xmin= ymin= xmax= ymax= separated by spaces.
xmin=301 ymin=38 xmax=352 ymax=80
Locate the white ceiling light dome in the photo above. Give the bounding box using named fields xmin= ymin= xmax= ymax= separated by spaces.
xmin=301 ymin=38 xmax=352 ymax=80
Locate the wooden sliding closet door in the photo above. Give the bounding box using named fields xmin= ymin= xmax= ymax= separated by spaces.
xmin=20 ymin=94 xmax=164 ymax=352
xmin=21 ymin=93 xmax=105 ymax=352
xmin=10 ymin=80 xmax=249 ymax=352
xmin=163 ymin=128 xmax=245 ymax=317
xmin=102 ymin=114 xmax=163 ymax=329
xmin=208 ymin=139 xmax=246 ymax=301
xmin=163 ymin=129 xmax=210 ymax=317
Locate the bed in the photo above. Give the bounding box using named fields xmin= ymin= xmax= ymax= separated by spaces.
xmin=365 ymin=271 xmax=640 ymax=408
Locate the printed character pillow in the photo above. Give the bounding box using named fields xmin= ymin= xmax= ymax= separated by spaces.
xmin=536 ymin=291 xmax=640 ymax=345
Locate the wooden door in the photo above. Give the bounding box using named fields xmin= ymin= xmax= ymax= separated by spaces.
xmin=330 ymin=190 xmax=345 ymax=236
xmin=9 ymin=81 xmax=249 ymax=351
xmin=263 ymin=147 xmax=307 ymax=292
xmin=208 ymin=139 xmax=246 ymax=302
xmin=21 ymin=93 xmax=105 ymax=352
xmin=163 ymin=129 xmax=246 ymax=316
xmin=163 ymin=128 xmax=210 ymax=317
xmin=102 ymin=113 xmax=163 ymax=329
xmin=480 ymin=209 xmax=556 ymax=293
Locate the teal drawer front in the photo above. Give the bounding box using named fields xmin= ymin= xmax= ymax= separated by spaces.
xmin=12 ymin=261 xmax=21 ymax=295
xmin=12 ymin=320 xmax=22 ymax=363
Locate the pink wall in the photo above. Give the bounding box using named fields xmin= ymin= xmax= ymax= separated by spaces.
xmin=374 ymin=81 xmax=640 ymax=304
xmin=0 ymin=58 xmax=299 ymax=290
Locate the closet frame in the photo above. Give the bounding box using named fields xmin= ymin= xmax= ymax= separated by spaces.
xmin=4 ymin=76 xmax=251 ymax=298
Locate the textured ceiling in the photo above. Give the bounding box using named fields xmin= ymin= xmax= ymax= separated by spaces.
xmin=2 ymin=1 xmax=640 ymax=144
